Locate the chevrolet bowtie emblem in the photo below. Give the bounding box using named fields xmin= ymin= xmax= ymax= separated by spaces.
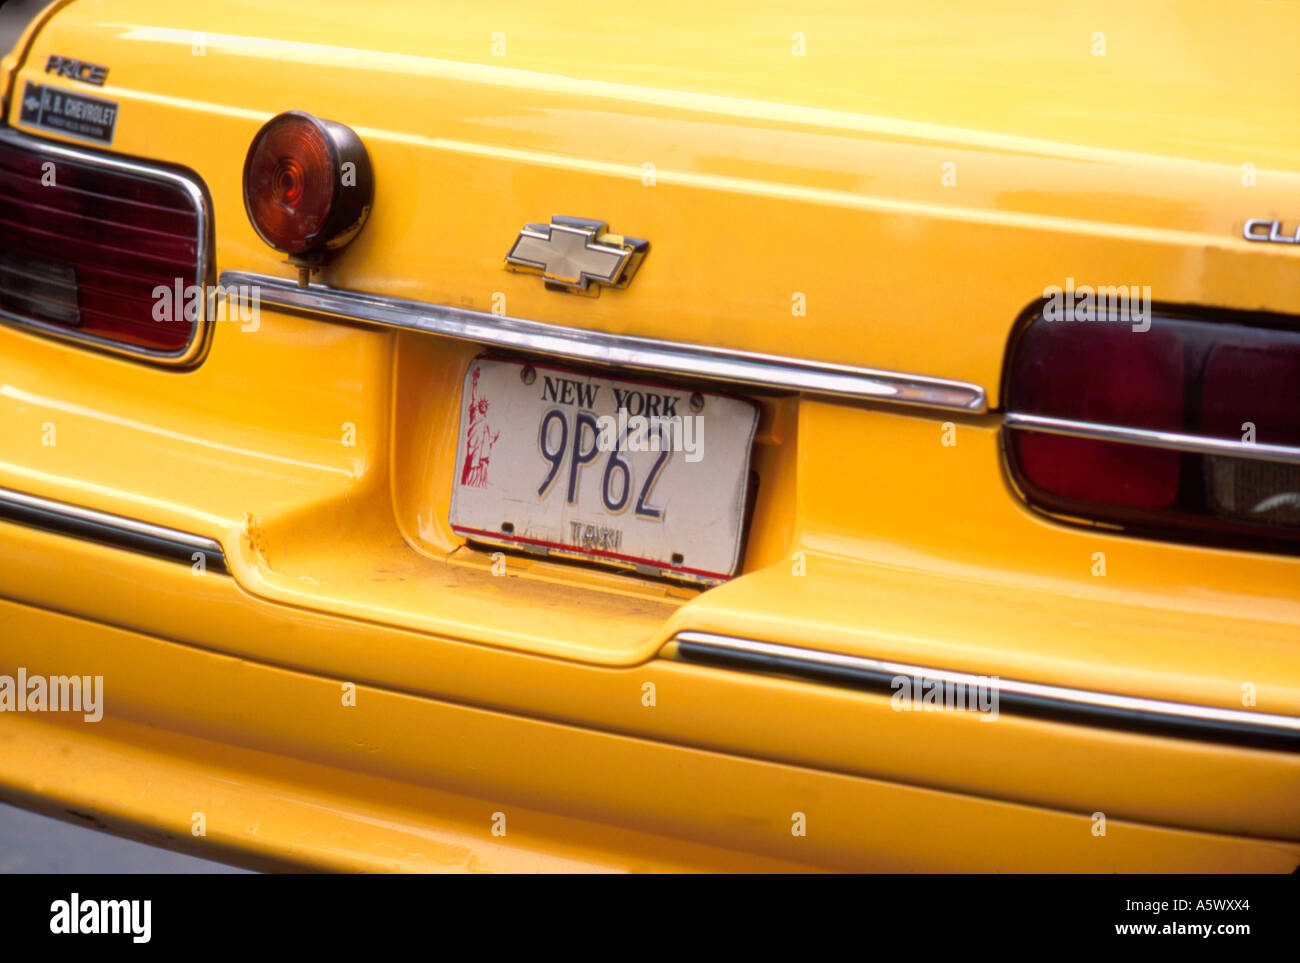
xmin=504 ymin=216 xmax=648 ymax=296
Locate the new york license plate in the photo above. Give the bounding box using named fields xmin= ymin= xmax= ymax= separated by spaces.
xmin=449 ymin=358 xmax=759 ymax=583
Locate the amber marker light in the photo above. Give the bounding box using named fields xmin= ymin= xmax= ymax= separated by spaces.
xmin=242 ymin=110 xmax=373 ymax=286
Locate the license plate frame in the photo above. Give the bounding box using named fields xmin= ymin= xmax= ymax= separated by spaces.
xmin=448 ymin=357 xmax=760 ymax=585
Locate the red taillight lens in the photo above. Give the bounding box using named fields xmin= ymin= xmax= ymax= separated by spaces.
xmin=242 ymin=111 xmax=372 ymax=258
xmin=0 ymin=134 xmax=205 ymax=358
xmin=1200 ymin=339 xmax=1300 ymax=445
xmin=1009 ymin=323 xmax=1184 ymax=508
xmin=1005 ymin=308 xmax=1300 ymax=552
xmin=1014 ymin=436 xmax=1181 ymax=510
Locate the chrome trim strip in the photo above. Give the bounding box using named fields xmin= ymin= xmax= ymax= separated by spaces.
xmin=671 ymin=631 xmax=1300 ymax=751
xmin=1004 ymin=412 xmax=1300 ymax=466
xmin=219 ymin=270 xmax=987 ymax=413
xmin=0 ymin=486 xmax=226 ymax=572
xmin=0 ymin=126 xmax=212 ymax=366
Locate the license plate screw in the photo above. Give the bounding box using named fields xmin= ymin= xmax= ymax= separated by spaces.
xmin=689 ymin=392 xmax=704 ymax=412
xmin=520 ymin=365 xmax=536 ymax=385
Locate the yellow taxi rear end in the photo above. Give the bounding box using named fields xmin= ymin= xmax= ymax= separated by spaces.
xmin=0 ymin=0 xmax=1297 ymax=871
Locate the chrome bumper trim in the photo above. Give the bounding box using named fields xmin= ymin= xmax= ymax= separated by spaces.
xmin=0 ymin=486 xmax=226 ymax=573
xmin=219 ymin=270 xmax=987 ymax=413
xmin=671 ymin=631 xmax=1300 ymax=752
xmin=1003 ymin=412 xmax=1300 ymax=465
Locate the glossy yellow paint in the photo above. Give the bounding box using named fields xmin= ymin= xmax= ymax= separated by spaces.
xmin=4 ymin=593 xmax=1299 ymax=872
xmin=7 ymin=0 xmax=1300 ymax=399
xmin=0 ymin=0 xmax=1297 ymax=871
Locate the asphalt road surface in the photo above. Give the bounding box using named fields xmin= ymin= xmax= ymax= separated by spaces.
xmin=0 ymin=802 xmax=249 ymax=873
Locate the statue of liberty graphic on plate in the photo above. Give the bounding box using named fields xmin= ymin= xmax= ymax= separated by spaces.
xmin=460 ymin=365 xmax=500 ymax=488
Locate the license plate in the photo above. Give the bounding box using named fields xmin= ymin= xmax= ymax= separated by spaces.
xmin=450 ymin=358 xmax=759 ymax=584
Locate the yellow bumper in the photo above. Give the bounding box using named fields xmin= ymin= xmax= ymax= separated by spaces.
xmin=2 ymin=514 xmax=1298 ymax=872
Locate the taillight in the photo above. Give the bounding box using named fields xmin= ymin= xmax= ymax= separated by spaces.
xmin=1004 ymin=307 xmax=1300 ymax=552
xmin=0 ymin=130 xmax=208 ymax=361
xmin=242 ymin=111 xmax=372 ymax=281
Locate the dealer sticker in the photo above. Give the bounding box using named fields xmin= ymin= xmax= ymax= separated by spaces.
xmin=19 ymin=81 xmax=117 ymax=144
